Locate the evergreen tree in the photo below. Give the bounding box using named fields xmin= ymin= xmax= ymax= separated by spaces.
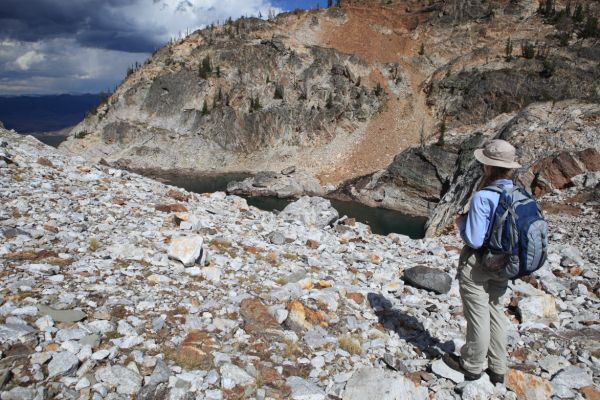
xmin=505 ymin=37 xmax=513 ymax=61
xmin=199 ymin=56 xmax=212 ymax=79
xmin=572 ymin=3 xmax=584 ymax=23
xmin=250 ymin=95 xmax=262 ymax=112
xmin=326 ymin=92 xmax=334 ymax=109
xmin=327 ymin=0 xmax=333 ymax=7
xmin=201 ymin=100 xmax=209 ymax=115
xmin=202 ymin=56 xmax=212 ymax=74
xmin=521 ymin=40 xmax=535 ymax=59
xmin=581 ymin=15 xmax=599 ymax=38
xmin=374 ymin=83 xmax=384 ymax=96
xmin=274 ymin=84 xmax=284 ymax=100
xmin=437 ymin=121 xmax=446 ymax=146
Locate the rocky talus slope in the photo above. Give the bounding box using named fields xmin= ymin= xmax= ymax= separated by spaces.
xmin=2 ymin=130 xmax=600 ymax=399
xmin=60 ymin=0 xmax=600 ymax=185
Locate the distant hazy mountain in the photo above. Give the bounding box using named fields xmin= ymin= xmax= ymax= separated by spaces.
xmin=0 ymin=94 xmax=101 ymax=133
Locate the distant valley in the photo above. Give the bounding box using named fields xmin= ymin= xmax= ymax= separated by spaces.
xmin=0 ymin=93 xmax=101 ymax=134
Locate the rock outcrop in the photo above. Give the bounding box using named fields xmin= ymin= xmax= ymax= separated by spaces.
xmin=425 ymin=101 xmax=600 ymax=236
xmin=335 ymin=143 xmax=459 ymax=217
xmin=227 ymin=168 xmax=326 ymax=198
xmin=335 ymin=101 xmax=600 ymax=235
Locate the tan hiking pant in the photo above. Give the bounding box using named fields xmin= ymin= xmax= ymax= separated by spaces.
xmin=458 ymin=246 xmax=509 ymax=375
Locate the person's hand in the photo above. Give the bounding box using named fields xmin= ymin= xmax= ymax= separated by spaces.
xmin=455 ymin=214 xmax=466 ymax=229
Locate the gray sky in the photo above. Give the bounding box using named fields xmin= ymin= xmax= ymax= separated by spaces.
xmin=0 ymin=0 xmax=300 ymax=95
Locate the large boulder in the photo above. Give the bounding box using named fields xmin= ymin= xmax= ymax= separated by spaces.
xmin=95 ymin=365 xmax=143 ymax=395
xmin=278 ymin=197 xmax=339 ymax=228
xmin=48 ymin=351 xmax=79 ymax=378
xmin=403 ymin=266 xmax=452 ymax=294
xmin=286 ymin=376 xmax=326 ymax=400
xmin=227 ymin=169 xmax=325 ymax=198
xmin=167 ymin=235 xmax=204 ymax=267
xmin=335 ymin=145 xmax=458 ymax=217
xmin=342 ymin=367 xmax=428 ymax=400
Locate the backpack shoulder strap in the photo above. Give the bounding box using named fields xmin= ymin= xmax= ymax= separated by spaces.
xmin=481 ymin=184 xmax=503 ymax=194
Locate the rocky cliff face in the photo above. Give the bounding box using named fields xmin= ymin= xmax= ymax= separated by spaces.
xmin=61 ymin=10 xmax=385 ymax=175
xmin=61 ymin=0 xmax=599 ymax=185
xmin=425 ymin=101 xmax=600 ymax=236
xmin=337 ymin=101 xmax=600 ymax=235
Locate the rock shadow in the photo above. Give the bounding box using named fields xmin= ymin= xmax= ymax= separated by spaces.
xmin=367 ymin=292 xmax=453 ymax=359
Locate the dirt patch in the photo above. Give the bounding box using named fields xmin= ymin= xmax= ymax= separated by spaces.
xmin=316 ymin=6 xmax=435 ymax=183
xmin=539 ymin=202 xmax=581 ymax=216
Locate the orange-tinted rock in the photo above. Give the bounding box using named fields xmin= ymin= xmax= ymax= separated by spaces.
xmin=43 ymin=222 xmax=59 ymax=233
xmin=239 ymin=298 xmax=281 ymax=335
xmin=315 ymin=280 xmax=333 ymax=289
xmin=531 ymin=148 xmax=600 ymax=196
xmin=580 ymin=386 xmax=600 ymax=400
xmin=284 ymin=300 xmax=328 ymax=331
xmin=45 ymin=343 xmax=59 ymax=352
xmin=259 ymin=367 xmax=286 ymax=387
xmin=112 ymin=198 xmax=126 ymax=206
xmin=155 ymin=203 xmax=188 ymax=213
xmin=569 ymin=266 xmax=584 ymax=276
xmin=174 ymin=212 xmax=189 ymax=221
xmin=245 ymin=246 xmax=260 ymax=254
xmin=37 ymin=157 xmax=54 ymax=167
xmin=306 ymin=240 xmax=320 ymax=249
xmin=342 ymin=218 xmax=356 ymax=226
xmin=346 ymin=292 xmax=365 ymax=304
xmin=370 ymin=255 xmax=382 ymax=264
xmin=167 ymin=189 xmax=191 ymax=202
xmin=506 ymin=369 xmax=552 ymax=400
xmin=175 ymin=330 xmax=218 ymax=370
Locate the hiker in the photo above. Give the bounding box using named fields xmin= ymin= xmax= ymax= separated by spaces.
xmin=443 ymin=139 xmax=523 ymax=385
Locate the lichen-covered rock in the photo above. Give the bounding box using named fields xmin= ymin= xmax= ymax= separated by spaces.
xmin=506 ymin=369 xmax=552 ymax=400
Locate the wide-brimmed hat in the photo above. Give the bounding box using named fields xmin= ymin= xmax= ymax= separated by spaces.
xmin=474 ymin=139 xmax=521 ymax=169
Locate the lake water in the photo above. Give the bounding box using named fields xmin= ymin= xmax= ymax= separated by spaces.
xmin=160 ymin=173 xmax=426 ymax=238
xmin=33 ymin=135 xmax=67 ymax=148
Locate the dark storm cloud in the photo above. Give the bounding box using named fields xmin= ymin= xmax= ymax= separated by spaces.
xmin=0 ymin=0 xmax=161 ymax=52
xmin=0 ymin=0 xmax=283 ymax=94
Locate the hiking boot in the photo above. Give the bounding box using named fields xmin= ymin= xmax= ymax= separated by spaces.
xmin=441 ymin=353 xmax=482 ymax=381
xmin=486 ymin=369 xmax=504 ymax=385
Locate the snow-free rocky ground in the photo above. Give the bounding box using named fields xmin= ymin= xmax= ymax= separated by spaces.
xmin=1 ymin=130 xmax=599 ymax=400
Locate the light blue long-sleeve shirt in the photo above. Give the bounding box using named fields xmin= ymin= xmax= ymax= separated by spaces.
xmin=459 ymin=179 xmax=513 ymax=249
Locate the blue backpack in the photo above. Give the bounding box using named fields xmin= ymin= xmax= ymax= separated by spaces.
xmin=481 ymin=185 xmax=548 ymax=279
